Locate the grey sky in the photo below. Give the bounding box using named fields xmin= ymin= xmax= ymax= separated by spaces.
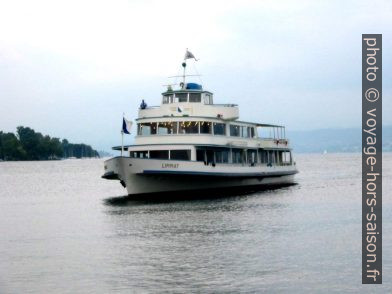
xmin=0 ymin=0 xmax=391 ymax=152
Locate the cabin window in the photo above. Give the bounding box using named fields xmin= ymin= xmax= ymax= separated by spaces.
xmin=204 ymin=94 xmax=212 ymax=104
xmin=242 ymin=127 xmax=249 ymax=138
xmin=138 ymin=123 xmax=157 ymax=135
xmin=251 ymin=127 xmax=256 ymax=138
xmin=150 ymin=150 xmax=169 ymax=159
xmin=170 ymin=150 xmax=191 ymax=160
xmin=189 ymin=93 xmax=201 ymax=103
xmin=230 ymin=125 xmax=241 ymax=137
xmin=176 ymin=93 xmax=188 ymax=102
xmin=259 ymin=149 xmax=268 ymax=164
xmin=213 ymin=123 xmax=226 ymax=135
xmin=162 ymin=94 xmax=173 ymax=104
xmin=241 ymin=127 xmax=252 ymax=138
xmin=200 ymin=121 xmax=212 ymax=134
xmin=282 ymin=151 xmax=291 ymax=165
xmin=247 ymin=149 xmax=257 ymax=164
xmin=215 ymin=149 xmax=229 ymax=163
xmin=158 ymin=122 xmax=178 ymax=134
xmin=268 ymin=151 xmax=275 ymax=164
xmin=232 ymin=149 xmax=242 ymax=164
xmin=196 ymin=149 xmax=205 ymax=161
xmin=179 ymin=121 xmax=199 ymax=134
xmin=276 ymin=151 xmax=282 ymax=165
xmin=130 ymin=150 xmax=149 ymax=158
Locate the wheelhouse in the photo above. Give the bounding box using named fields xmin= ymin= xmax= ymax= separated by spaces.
xmin=161 ymin=83 xmax=213 ymax=105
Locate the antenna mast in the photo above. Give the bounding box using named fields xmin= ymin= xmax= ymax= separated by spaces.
xmin=181 ymin=61 xmax=186 ymax=86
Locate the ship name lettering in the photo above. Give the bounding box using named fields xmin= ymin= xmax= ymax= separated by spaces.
xmin=161 ymin=163 xmax=179 ymax=168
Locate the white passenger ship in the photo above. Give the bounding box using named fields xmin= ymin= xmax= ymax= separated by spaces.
xmin=102 ymin=56 xmax=298 ymax=196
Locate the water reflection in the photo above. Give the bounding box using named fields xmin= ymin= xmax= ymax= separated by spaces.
xmin=101 ymin=183 xmax=297 ymax=292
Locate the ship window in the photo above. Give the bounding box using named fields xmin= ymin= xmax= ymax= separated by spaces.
xmin=204 ymin=94 xmax=213 ymax=104
xmin=230 ymin=125 xmax=241 ymax=137
xmin=243 ymin=127 xmax=252 ymax=138
xmin=200 ymin=121 xmax=212 ymax=134
xmin=232 ymin=149 xmax=242 ymax=164
xmin=175 ymin=93 xmax=188 ymax=102
xmin=189 ymin=93 xmax=201 ymax=102
xmin=213 ymin=123 xmax=226 ymax=135
xmin=276 ymin=151 xmax=280 ymax=165
xmin=269 ymin=151 xmax=276 ymax=164
xmin=259 ymin=149 xmax=268 ymax=164
xmin=162 ymin=94 xmax=173 ymax=104
xmin=251 ymin=127 xmax=256 ymax=138
xmin=247 ymin=149 xmax=257 ymax=164
xmin=179 ymin=121 xmax=199 ymax=134
xmin=130 ymin=150 xmax=149 ymax=158
xmin=215 ymin=149 xmax=229 ymax=163
xmin=196 ymin=149 xmax=205 ymax=161
xmin=139 ymin=123 xmax=157 ymax=135
xmin=170 ymin=150 xmax=191 ymax=160
xmin=242 ymin=127 xmax=249 ymax=138
xmin=150 ymin=150 xmax=169 ymax=159
xmin=158 ymin=122 xmax=178 ymax=134
xmin=282 ymin=151 xmax=291 ymax=165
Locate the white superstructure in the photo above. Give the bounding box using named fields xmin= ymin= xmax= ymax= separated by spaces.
xmin=102 ymin=57 xmax=298 ymax=196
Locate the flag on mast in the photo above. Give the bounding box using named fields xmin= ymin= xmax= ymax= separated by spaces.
xmin=184 ymin=49 xmax=198 ymax=61
xmin=122 ymin=117 xmax=133 ymax=134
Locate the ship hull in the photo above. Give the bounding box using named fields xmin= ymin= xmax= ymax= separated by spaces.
xmin=103 ymin=157 xmax=298 ymax=196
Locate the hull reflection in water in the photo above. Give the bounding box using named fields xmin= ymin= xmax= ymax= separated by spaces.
xmin=104 ymin=183 xmax=298 ymax=204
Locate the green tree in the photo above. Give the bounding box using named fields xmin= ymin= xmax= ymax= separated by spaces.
xmin=50 ymin=137 xmax=63 ymax=158
xmin=17 ymin=126 xmax=41 ymax=160
xmin=0 ymin=131 xmax=3 ymax=160
xmin=0 ymin=132 xmax=26 ymax=160
xmin=1 ymin=126 xmax=98 ymax=160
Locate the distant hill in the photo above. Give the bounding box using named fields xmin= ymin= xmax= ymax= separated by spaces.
xmin=288 ymin=126 xmax=392 ymax=153
xmin=0 ymin=126 xmax=100 ymax=161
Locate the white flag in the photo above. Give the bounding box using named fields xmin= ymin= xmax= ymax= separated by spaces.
xmin=184 ymin=49 xmax=198 ymax=61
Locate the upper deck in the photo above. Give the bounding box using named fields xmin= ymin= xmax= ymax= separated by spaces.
xmin=138 ymin=83 xmax=239 ymax=120
xmin=131 ymin=82 xmax=290 ymax=150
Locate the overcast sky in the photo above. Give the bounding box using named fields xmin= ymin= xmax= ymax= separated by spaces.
xmin=0 ymin=0 xmax=391 ymax=151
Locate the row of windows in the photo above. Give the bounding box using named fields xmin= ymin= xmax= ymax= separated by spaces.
xmin=130 ymin=148 xmax=292 ymax=166
xmin=162 ymin=93 xmax=213 ymax=104
xmin=229 ymin=125 xmax=255 ymax=138
xmin=196 ymin=149 xmax=290 ymax=165
xmin=130 ymin=149 xmax=191 ymax=160
xmin=137 ymin=122 xmax=255 ymax=137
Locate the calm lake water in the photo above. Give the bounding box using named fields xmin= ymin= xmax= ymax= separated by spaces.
xmin=1 ymin=153 xmax=391 ymax=293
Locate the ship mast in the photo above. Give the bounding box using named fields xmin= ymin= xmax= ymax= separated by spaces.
xmin=182 ymin=61 xmax=187 ymax=87
xmin=166 ymin=49 xmax=200 ymax=90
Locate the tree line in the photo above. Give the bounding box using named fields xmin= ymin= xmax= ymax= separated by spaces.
xmin=0 ymin=126 xmax=99 ymax=161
